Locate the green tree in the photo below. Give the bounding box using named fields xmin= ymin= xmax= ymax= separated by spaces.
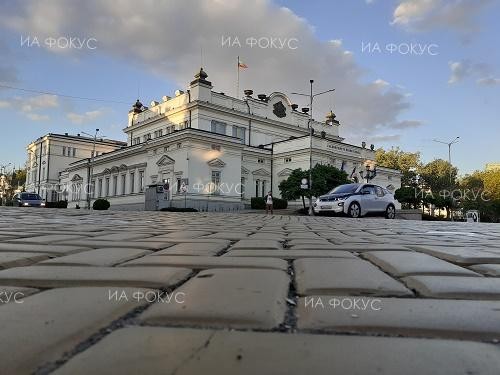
xmin=394 ymin=186 xmax=420 ymax=209
xmin=419 ymin=159 xmax=458 ymax=191
xmin=459 ymin=170 xmax=500 ymax=222
xmin=375 ymin=147 xmax=421 ymax=186
xmin=279 ymin=165 xmax=349 ymax=209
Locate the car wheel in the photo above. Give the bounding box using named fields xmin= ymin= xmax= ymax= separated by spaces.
xmin=348 ymin=202 xmax=361 ymax=218
xmin=385 ymin=204 xmax=396 ymax=219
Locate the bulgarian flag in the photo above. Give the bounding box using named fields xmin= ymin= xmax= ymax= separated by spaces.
xmin=238 ymin=56 xmax=248 ymax=69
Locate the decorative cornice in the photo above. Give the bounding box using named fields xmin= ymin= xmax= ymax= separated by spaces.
xmin=207 ymin=158 xmax=226 ymax=168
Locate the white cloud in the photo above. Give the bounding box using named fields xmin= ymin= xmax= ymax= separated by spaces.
xmin=0 ymin=0 xmax=411 ymax=139
xmin=26 ymin=113 xmax=50 ymax=121
xmin=389 ymin=119 xmax=423 ymax=129
xmin=20 ymin=94 xmax=58 ymax=112
xmin=448 ymin=59 xmax=495 ymax=85
xmin=373 ymin=79 xmax=389 ymax=88
xmin=392 ymin=0 xmax=491 ymax=34
xmin=0 ymin=100 xmax=11 ymax=108
xmin=0 ymin=93 xmax=58 ymax=121
xmin=370 ymin=134 xmax=402 ymax=143
xmin=66 ymin=109 xmax=105 ymax=124
xmin=476 ymin=77 xmax=500 ymax=86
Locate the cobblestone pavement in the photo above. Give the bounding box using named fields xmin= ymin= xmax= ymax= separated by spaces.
xmin=0 ymin=207 xmax=499 ymax=374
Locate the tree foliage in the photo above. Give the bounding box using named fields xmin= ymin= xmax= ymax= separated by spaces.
xmin=278 ymin=165 xmax=349 ymax=209
xmin=375 ymin=147 xmax=421 ymax=186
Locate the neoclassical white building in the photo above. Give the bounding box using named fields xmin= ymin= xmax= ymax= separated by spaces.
xmin=54 ymin=68 xmax=401 ymax=210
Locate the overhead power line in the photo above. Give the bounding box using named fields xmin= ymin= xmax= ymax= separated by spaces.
xmin=0 ymin=84 xmax=131 ymax=105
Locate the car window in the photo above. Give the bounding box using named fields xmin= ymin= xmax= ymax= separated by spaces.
xmin=329 ymin=184 xmax=360 ymax=194
xmin=361 ymin=186 xmax=376 ymax=195
xmin=21 ymin=193 xmax=41 ymax=200
xmin=375 ymin=186 xmax=385 ymax=197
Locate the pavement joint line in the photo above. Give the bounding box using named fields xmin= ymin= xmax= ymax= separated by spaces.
xmin=280 ymin=259 xmax=298 ymax=333
xmin=33 ymin=269 xmax=200 ymax=375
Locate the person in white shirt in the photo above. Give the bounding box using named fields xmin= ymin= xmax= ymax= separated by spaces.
xmin=265 ymin=191 xmax=273 ymax=214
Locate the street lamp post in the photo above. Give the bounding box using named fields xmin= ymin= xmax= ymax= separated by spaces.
xmin=291 ymin=81 xmax=335 ymax=216
xmin=433 ymin=136 xmax=460 ymax=220
xmin=81 ymin=129 xmax=101 ymax=209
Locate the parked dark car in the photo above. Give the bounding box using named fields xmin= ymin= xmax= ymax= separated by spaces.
xmin=13 ymin=192 xmax=45 ymax=207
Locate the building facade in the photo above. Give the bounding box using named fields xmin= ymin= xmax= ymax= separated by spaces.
xmin=25 ymin=133 xmax=126 ymax=202
xmin=52 ymin=68 xmax=401 ymax=210
xmin=486 ymin=163 xmax=500 ymax=171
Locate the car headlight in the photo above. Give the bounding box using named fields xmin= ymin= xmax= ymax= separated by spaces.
xmin=338 ymin=202 xmax=344 ymax=206
xmin=41 ymin=202 xmax=46 ymax=207
xmin=23 ymin=202 xmax=29 ymax=206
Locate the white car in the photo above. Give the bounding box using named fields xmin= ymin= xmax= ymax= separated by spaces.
xmin=314 ymin=183 xmax=396 ymax=219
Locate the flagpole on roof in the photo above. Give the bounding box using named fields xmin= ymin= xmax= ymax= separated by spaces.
xmin=237 ymin=56 xmax=240 ymax=99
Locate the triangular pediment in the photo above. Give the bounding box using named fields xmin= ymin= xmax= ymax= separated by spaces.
xmin=207 ymin=158 xmax=226 ymax=168
xmin=241 ymin=166 xmax=250 ymax=175
xmin=277 ymin=168 xmax=293 ymax=177
xmin=252 ymin=168 xmax=271 ymax=177
xmin=157 ymin=155 xmax=175 ymax=166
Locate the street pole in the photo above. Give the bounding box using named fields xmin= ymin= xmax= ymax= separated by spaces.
xmin=291 ymin=81 xmax=335 ymax=216
xmin=82 ymin=129 xmax=100 ymax=209
xmin=433 ymin=137 xmax=460 ymax=221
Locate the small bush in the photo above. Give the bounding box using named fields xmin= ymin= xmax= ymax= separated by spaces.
xmin=45 ymin=200 xmax=68 ymax=208
xmin=251 ymin=197 xmax=266 ymax=209
xmin=251 ymin=197 xmax=288 ymax=209
xmin=93 ymin=199 xmax=110 ymax=210
xmin=160 ymin=207 xmax=198 ymax=212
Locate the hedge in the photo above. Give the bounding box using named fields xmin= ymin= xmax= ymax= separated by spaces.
xmin=45 ymin=200 xmax=68 ymax=208
xmin=93 ymin=199 xmax=110 ymax=210
xmin=160 ymin=207 xmax=198 ymax=212
xmin=251 ymin=197 xmax=288 ymax=209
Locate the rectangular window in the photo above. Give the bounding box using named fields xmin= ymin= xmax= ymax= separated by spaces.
xmin=211 ymin=171 xmax=221 ymax=195
xmin=105 ymin=178 xmax=110 ymax=196
xmin=139 ymin=171 xmax=144 ymax=192
xmin=211 ymin=144 xmax=221 ymax=151
xmin=258 ymin=158 xmax=264 ymax=164
xmin=284 ymin=157 xmax=292 ymax=163
xmin=232 ymin=126 xmax=246 ymax=143
xmin=255 ymin=179 xmax=260 ymax=197
xmin=262 ymin=180 xmax=266 ymax=197
xmin=72 ymin=148 xmax=76 ymax=157
xmin=91 ymin=180 xmax=95 ymax=198
xmin=241 ymin=177 xmax=245 ymax=199
xmin=130 ymin=172 xmax=135 ymax=193
xmin=211 ymin=120 xmax=227 ymax=135
xmin=42 ymin=167 xmax=46 ymax=180
xmin=98 ymin=179 xmax=102 ymax=197
xmin=113 ymin=176 xmax=118 ymax=196
xmin=62 ymin=146 xmax=66 ymax=156
xmin=121 ymin=175 xmax=126 ymax=195
xmin=177 ymin=143 xmax=182 ymax=149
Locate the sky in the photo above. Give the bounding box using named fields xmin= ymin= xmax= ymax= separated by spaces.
xmin=0 ymin=0 xmax=498 ymax=175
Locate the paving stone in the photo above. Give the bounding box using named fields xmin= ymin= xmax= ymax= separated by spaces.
xmin=152 ymin=242 xmax=228 ymax=256
xmin=140 ymin=268 xmax=289 ymax=329
xmin=7 ymin=234 xmax=89 ymax=244
xmin=201 ymin=232 xmax=251 ymax=240
xmin=230 ymin=239 xmax=282 ymax=250
xmin=247 ymin=233 xmax=286 ymax=241
xmin=53 ymin=326 xmax=500 ymax=375
xmin=120 ymin=255 xmax=288 ymax=271
xmin=0 ymin=286 xmax=38 ymax=304
xmin=297 ymin=296 xmax=500 ymax=340
xmin=150 ymin=231 xmax=213 ymax=239
xmin=408 ymin=245 xmax=500 ymax=264
xmin=0 ymin=252 xmax=52 ymax=269
xmin=0 ymin=266 xmax=191 ymax=288
xmin=294 ymin=258 xmax=413 ymax=297
xmin=223 ymin=249 xmax=357 ymax=259
xmin=38 ymin=248 xmax=152 ymax=267
xmin=0 ymin=243 xmax=90 ymax=255
xmin=325 ymin=244 xmax=413 ymax=252
xmin=290 ymin=244 xmax=343 ymax=250
xmin=0 ymin=287 xmax=149 ymax=374
xmin=87 ymin=233 xmax=154 ymax=241
xmin=403 ymin=275 xmax=500 ymax=299
xmin=362 ymin=251 xmax=480 ymax=277
xmin=56 ymin=239 xmax=175 ymax=250
xmin=469 ymin=264 xmax=500 ymax=276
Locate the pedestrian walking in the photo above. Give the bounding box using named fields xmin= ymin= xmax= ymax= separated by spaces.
xmin=265 ymin=191 xmax=273 ymax=214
